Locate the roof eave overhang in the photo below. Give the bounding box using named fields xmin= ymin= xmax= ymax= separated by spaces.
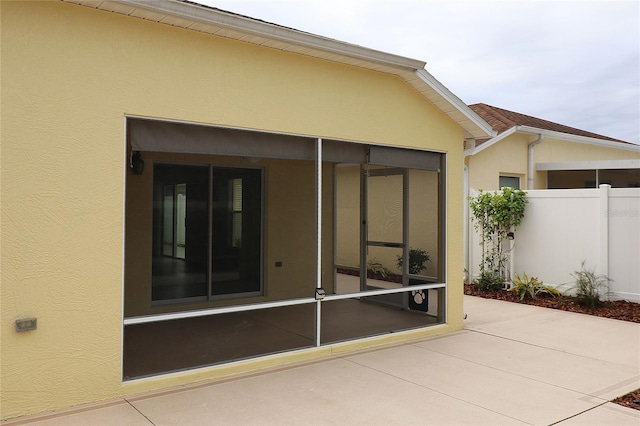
xmin=62 ymin=0 xmax=426 ymax=71
xmin=537 ymin=159 xmax=640 ymax=171
xmin=61 ymin=0 xmax=494 ymax=140
xmin=516 ymin=125 xmax=640 ymax=152
xmin=467 ymin=125 xmax=640 ymax=157
xmin=412 ymin=70 xmax=495 ymax=140
xmin=465 ymin=126 xmax=518 ymax=156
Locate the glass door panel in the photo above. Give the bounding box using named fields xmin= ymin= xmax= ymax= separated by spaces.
xmin=211 ymin=167 xmax=262 ymax=297
xmin=152 ymin=164 xmax=209 ymax=302
xmin=161 ymin=184 xmax=187 ymax=259
xmin=175 ymin=184 xmax=186 ymax=259
xmin=162 ymin=185 xmax=174 ymax=257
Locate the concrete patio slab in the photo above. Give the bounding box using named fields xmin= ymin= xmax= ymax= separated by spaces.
xmin=129 ymin=357 xmax=525 ymax=425
xmin=414 ymin=330 xmax=638 ymax=400
xmin=463 ymin=296 xmax=640 ymax=368
xmin=342 ymin=343 xmax=606 ymax=425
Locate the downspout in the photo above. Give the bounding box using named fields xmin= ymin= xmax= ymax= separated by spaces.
xmin=527 ymin=134 xmax=544 ymax=190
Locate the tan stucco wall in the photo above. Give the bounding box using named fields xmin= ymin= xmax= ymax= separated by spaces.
xmin=1 ymin=1 xmax=465 ymax=419
xmin=467 ymin=133 xmax=531 ymax=190
xmin=468 ymin=133 xmax=640 ymax=191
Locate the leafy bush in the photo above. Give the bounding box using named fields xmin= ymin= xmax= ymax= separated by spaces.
xmin=475 ymin=271 xmax=505 ymax=291
xmin=571 ymin=261 xmax=611 ymax=309
xmin=510 ymin=272 xmax=561 ymax=300
xmin=397 ymin=248 xmax=430 ymax=275
xmin=469 ymin=188 xmax=528 ymax=284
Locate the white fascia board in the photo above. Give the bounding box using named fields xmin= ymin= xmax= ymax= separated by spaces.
xmin=415 ymin=70 xmax=495 ymax=139
xmin=537 ymin=159 xmax=640 ymax=171
xmin=73 ymin=0 xmax=426 ymax=71
xmin=468 ymin=125 xmax=640 ymax=158
xmin=466 ymin=126 xmax=518 ymax=156
xmin=516 ymin=125 xmax=640 ymax=153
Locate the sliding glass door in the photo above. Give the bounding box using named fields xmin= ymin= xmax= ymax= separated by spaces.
xmin=151 ymin=164 xmax=263 ymax=304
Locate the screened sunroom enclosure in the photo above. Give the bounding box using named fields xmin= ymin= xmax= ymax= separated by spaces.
xmin=123 ymin=118 xmax=446 ymax=380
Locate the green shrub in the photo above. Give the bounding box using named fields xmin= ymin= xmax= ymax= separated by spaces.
xmin=571 ymin=261 xmax=611 ymax=309
xmin=510 ymin=272 xmax=561 ymax=300
xmin=475 ymin=271 xmax=505 ymax=291
xmin=469 ymin=188 xmax=528 ymax=284
xmin=397 ymin=248 xmax=430 ymax=275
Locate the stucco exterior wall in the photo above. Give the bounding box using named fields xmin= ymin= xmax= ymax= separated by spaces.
xmin=468 ymin=133 xmax=640 ymax=191
xmin=467 ymin=133 xmax=530 ymax=190
xmin=1 ymin=1 xmax=465 ymax=419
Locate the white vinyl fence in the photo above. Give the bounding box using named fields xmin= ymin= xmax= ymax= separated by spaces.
xmin=468 ymin=185 xmax=640 ymax=302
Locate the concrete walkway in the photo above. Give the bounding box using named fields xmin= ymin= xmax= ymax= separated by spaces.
xmin=5 ymin=296 xmax=640 ymax=425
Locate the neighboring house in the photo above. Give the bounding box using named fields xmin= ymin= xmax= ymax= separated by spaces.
xmin=0 ymin=0 xmax=493 ymax=420
xmin=465 ymin=103 xmax=640 ymax=191
xmin=463 ymin=103 xmax=640 ymax=284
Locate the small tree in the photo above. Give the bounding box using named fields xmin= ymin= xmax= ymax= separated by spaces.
xmin=469 ymin=188 xmax=528 ymax=289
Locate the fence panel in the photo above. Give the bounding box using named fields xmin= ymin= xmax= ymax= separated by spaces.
xmin=468 ymin=186 xmax=640 ymax=302
xmin=608 ymin=189 xmax=640 ymax=301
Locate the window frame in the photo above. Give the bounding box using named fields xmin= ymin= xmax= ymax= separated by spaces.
xmin=150 ymin=161 xmax=265 ymax=306
xmin=499 ymin=175 xmax=521 ymax=189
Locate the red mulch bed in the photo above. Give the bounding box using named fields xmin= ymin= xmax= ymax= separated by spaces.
xmin=613 ymin=389 xmax=640 ymax=410
xmin=463 ymin=284 xmax=640 ymax=323
xmin=464 ymin=283 xmax=640 ymax=410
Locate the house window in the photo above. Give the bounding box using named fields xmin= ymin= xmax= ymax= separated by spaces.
xmin=499 ymin=175 xmax=520 ymax=189
xmin=231 ymin=178 xmax=243 ymax=248
xmin=152 ymin=163 xmax=263 ymax=302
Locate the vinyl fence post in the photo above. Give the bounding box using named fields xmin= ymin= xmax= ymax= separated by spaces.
xmin=599 ymin=184 xmax=610 ymax=287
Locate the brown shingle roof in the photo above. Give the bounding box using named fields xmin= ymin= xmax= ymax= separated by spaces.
xmin=469 ymin=103 xmax=629 ymax=144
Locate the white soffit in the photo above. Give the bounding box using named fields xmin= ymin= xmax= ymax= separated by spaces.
xmin=411 ymin=70 xmax=495 ymax=139
xmin=537 ymin=159 xmax=640 ymax=171
xmin=61 ymin=0 xmax=424 ymax=71
xmin=516 ymin=126 xmax=640 ymax=152
xmin=61 ymin=0 xmax=493 ymax=139
xmin=469 ymin=125 xmax=640 ymax=157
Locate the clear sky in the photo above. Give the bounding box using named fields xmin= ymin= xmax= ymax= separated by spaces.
xmin=203 ymin=0 xmax=639 ymax=144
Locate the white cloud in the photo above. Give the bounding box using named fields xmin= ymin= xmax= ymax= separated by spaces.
xmin=206 ymin=0 xmax=639 ymax=143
